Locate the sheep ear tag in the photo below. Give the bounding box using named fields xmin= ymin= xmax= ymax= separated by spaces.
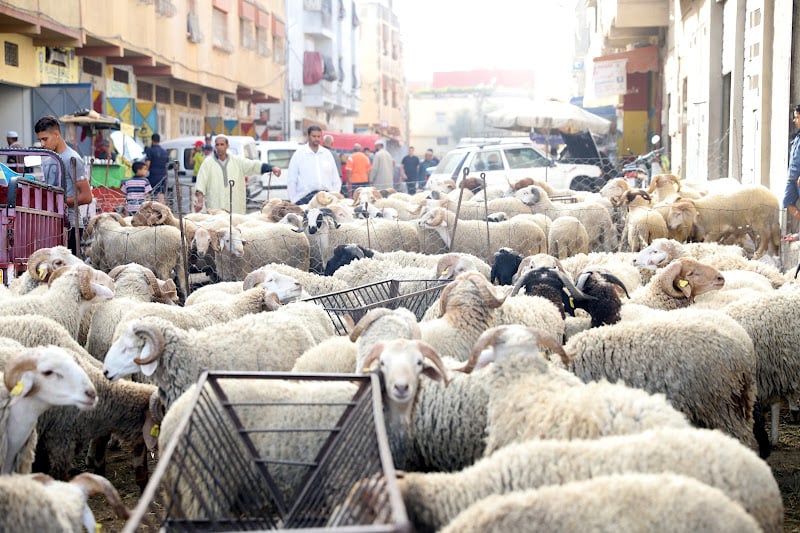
xmin=8 ymin=375 xmax=34 ymax=406
xmin=676 ymin=278 xmax=692 ymax=298
xmin=143 ymin=412 xmax=158 ymax=451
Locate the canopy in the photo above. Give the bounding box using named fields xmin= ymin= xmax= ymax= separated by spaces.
xmin=485 ymin=99 xmax=613 ymax=136
xmin=110 ymin=130 xmax=144 ymax=162
xmin=59 ymin=109 xmax=121 ymax=129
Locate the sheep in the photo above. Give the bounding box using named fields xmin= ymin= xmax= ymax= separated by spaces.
xmin=489 ymin=247 xmax=522 ymax=285
xmin=331 ymin=257 xmax=437 ymax=298
xmin=104 ymin=303 xmax=331 ymax=408
xmin=323 ymin=243 xmax=375 ymax=276
xmin=214 ymin=221 xmax=311 ymax=281
xmin=598 ymin=176 xmax=631 ymax=206
xmin=395 ymin=427 xmax=783 ymax=533
xmin=83 ymin=263 xmax=178 ymax=361
xmin=438 ymin=473 xmax=762 ymax=533
xmin=183 ymin=269 xmax=304 ymax=306
xmin=1 ymin=345 xmax=97 ymax=474
xmin=84 ymin=212 xmax=188 ymax=297
xmin=473 ymin=342 xmax=691 ymax=455
xmin=0 ymin=472 xmax=129 ymax=532
xmin=8 ymin=246 xmax=85 ymax=295
xmin=112 ymin=286 xmax=282 ymax=341
xmin=349 ymin=308 xmax=422 ymax=372
xmin=0 ymin=265 xmax=115 ymax=341
xmin=664 ymin=186 xmax=780 ymax=258
xmin=547 ymin=214 xmax=588 ymax=258
xmin=646 ymin=172 xmax=705 ymax=202
xmin=257 ymin=262 xmax=350 ymax=296
xmin=516 ymin=184 xmax=618 ymax=252
xmin=259 ymin=198 xmax=305 ymax=222
xmin=290 ymin=336 xmax=358 ymax=373
xmin=627 ymin=256 xmax=725 ymax=310
xmin=418 ymin=271 xmax=507 ymax=361
xmin=560 ymin=251 xmax=642 ymax=295
xmin=633 ymin=238 xmax=787 ymax=288
xmin=493 ymin=294 xmax=566 ymax=343
xmin=617 ymin=189 xmax=668 ymax=252
xmin=564 ymin=308 xmax=759 ymax=451
xmin=417 ymin=207 xmax=546 ymax=264
xmin=434 ymin=252 xmax=492 ymax=281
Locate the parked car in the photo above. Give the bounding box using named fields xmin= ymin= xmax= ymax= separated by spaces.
xmin=427 ymin=137 xmax=605 ymax=193
xmin=247 ymin=141 xmax=301 ymax=209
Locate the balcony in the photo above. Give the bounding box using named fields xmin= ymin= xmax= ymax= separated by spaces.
xmin=596 ymin=0 xmax=668 ymax=50
xmin=303 ymin=0 xmax=334 ymax=39
xmin=303 ymin=79 xmax=336 ymax=109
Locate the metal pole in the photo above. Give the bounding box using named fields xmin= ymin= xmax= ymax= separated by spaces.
xmin=174 ymin=159 xmax=189 ymax=299
xmin=69 ymin=157 xmax=81 ymax=258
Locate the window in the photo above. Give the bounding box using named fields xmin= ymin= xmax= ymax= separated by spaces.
xmin=213 ymin=7 xmax=232 ymax=52
xmin=224 ymin=96 xmax=236 ymax=109
xmin=156 ymin=86 xmax=171 ymax=104
xmin=436 ymin=137 xmax=449 ymax=146
xmin=506 ymin=147 xmax=548 ymax=169
xmin=189 ymin=93 xmax=202 ymax=109
xmin=82 ymin=58 xmax=102 ymax=76
xmin=156 ymin=0 xmax=176 ymax=16
xmin=138 ymin=81 xmax=153 ymax=101
xmin=112 ymin=67 xmax=129 ymax=84
xmin=240 ymin=17 xmax=255 ymax=50
xmin=4 ymin=41 xmax=18 ymax=67
xmin=174 ymin=90 xmax=188 ymax=106
xmin=272 ymin=16 xmax=285 ymax=65
xmin=207 ymin=92 xmax=219 ymax=104
xmin=256 ymin=25 xmax=271 ymax=57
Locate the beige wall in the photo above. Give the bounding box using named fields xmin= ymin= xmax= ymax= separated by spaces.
xmin=0 ymin=34 xmax=41 ymax=87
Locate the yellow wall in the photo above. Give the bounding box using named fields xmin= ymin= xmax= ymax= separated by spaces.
xmin=0 ymin=34 xmax=39 ymax=87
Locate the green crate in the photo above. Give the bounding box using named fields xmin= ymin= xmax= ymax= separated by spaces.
xmin=90 ymin=164 xmax=126 ymax=188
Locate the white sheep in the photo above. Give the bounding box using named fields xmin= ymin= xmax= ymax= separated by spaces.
xmin=439 ymin=473 xmax=761 ymax=533
xmin=417 ymin=207 xmax=546 ymax=263
xmin=8 ymin=246 xmax=85 ymax=295
xmin=617 ymin=189 xmax=668 ymax=252
xmin=419 ymin=271 xmax=507 ymax=361
xmin=0 ymin=472 xmax=129 ymax=532
xmin=516 ymin=184 xmax=618 ymax=252
xmin=396 ymin=427 xmax=782 ymax=533
xmin=627 ymin=256 xmax=725 ymax=310
xmin=182 ymin=269 xmax=304 ymax=306
xmin=546 ymin=214 xmax=588 ymax=258
xmin=1 ymin=345 xmax=97 ymax=474
xmin=565 ymin=308 xmax=759 ymax=450
xmin=0 ymin=265 xmax=115 ymax=341
xmin=104 ymin=302 xmax=333 ymax=408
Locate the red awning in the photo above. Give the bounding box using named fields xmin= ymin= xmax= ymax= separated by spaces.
xmin=323 ymin=131 xmax=382 ymax=151
xmin=594 ymin=45 xmax=659 ymax=73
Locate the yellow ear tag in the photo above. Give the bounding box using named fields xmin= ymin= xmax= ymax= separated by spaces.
xmin=441 ymin=268 xmax=449 ymax=275
xmin=10 ymin=381 xmax=23 ymax=396
xmin=150 ymin=424 xmax=160 ymax=438
xmin=569 ymin=297 xmax=575 ymax=309
xmin=95 ymin=524 xmax=103 ymax=533
xmin=677 ymin=279 xmax=689 ymax=288
xmin=37 ymin=266 xmax=46 ymax=278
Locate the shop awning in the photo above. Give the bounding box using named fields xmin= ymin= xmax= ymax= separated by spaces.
xmin=594 ymin=45 xmax=659 ymax=73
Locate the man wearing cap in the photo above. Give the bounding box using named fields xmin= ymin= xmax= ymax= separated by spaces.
xmin=5 ymin=130 xmax=23 ymax=173
xmin=192 ymin=140 xmax=205 ymax=183
xmin=368 ymin=141 xmax=394 ymax=190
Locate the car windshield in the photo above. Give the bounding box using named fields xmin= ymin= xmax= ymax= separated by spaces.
xmin=264 ymin=149 xmax=296 ymax=168
xmin=435 ymin=150 xmax=468 ymax=177
xmin=505 ymin=146 xmax=550 ymax=169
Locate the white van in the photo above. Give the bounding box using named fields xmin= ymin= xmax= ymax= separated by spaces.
xmin=248 ymin=140 xmax=302 ymax=209
xmin=161 ymin=135 xmax=260 ymax=212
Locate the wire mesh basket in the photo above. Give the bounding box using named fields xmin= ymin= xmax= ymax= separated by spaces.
xmin=124 ymin=371 xmax=410 ymax=532
xmin=303 ymin=279 xmax=449 ymax=335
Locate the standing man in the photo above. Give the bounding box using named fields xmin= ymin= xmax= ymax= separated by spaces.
xmin=345 ymin=143 xmax=371 ymax=197
xmin=144 ymin=132 xmax=170 ymax=205
xmin=368 ymin=141 xmax=394 ymax=190
xmin=417 ymin=148 xmax=440 ymax=188
xmin=34 ymin=115 xmax=93 ymax=253
xmin=194 ymin=135 xmax=280 ymax=214
xmin=191 ymin=140 xmax=205 ymax=183
xmin=5 ymin=130 xmax=24 ymax=173
xmin=287 ymin=125 xmax=341 ymax=205
xmin=784 ymin=105 xmax=800 ymax=238
xmin=322 ymin=133 xmax=343 ymax=189
xmin=400 ymin=146 xmax=420 ymax=194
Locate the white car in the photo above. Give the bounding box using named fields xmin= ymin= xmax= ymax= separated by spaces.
xmin=248 ymin=141 xmax=301 ymax=209
xmin=428 ymin=138 xmax=605 ymax=193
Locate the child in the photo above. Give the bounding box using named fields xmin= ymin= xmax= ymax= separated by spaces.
xmin=121 ymin=160 xmax=152 ymax=216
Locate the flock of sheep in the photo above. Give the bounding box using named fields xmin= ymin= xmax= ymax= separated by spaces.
xmin=0 ymin=172 xmax=795 ymax=531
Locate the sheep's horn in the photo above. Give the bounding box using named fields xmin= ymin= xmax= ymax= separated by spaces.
xmin=532 ymin=328 xmax=570 ymax=366
xmin=510 ymin=269 xmax=529 ymax=296
xmin=70 ymin=473 xmax=130 ymax=520
xmin=316 ymin=191 xmax=333 ymax=206
xmin=109 ymin=212 xmax=129 ymax=226
xmin=795 ymin=261 xmax=800 ymax=279
xmin=242 ymin=270 xmax=265 ymax=291
xmin=3 ymin=354 xmax=37 ymax=394
xmin=415 ymin=340 xmax=451 ymax=385
xmin=149 ymin=390 xmax=165 ymax=425
xmin=361 ymin=342 xmax=384 ymax=373
xmin=428 ymin=208 xmax=445 ymax=226
xmin=262 ymin=291 xmax=282 ymax=311
xmin=554 ymin=269 xmax=597 ymax=302
xmin=132 ymin=323 xmax=165 ymax=365
xmin=77 ymin=266 xmax=97 ymax=301
xmin=349 ymin=308 xmax=394 ymax=342
xmin=596 ymin=271 xmax=630 ymax=298
xmin=108 ymin=265 xmax=127 ymax=281
xmin=659 ymin=260 xmax=688 ymax=298
xmin=669 ymin=174 xmax=681 ymax=191
xmin=646 ymin=178 xmax=658 ymax=194
xmin=139 ymin=269 xmax=162 ymax=299
xmin=157 ymin=279 xmax=178 ymax=303
xmin=27 ymin=248 xmax=53 ymax=281
xmin=46 ymin=265 xmax=71 ymax=286
xmin=472 ymin=274 xmax=507 ymax=308
xmin=458 ymin=328 xmax=505 ymax=374
xmin=437 ymin=279 xmax=457 ymax=317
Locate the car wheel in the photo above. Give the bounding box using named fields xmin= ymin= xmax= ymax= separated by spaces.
xmin=570 ymin=176 xmax=604 ymax=192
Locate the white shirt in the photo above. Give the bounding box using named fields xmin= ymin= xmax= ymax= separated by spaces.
xmin=287 ymin=144 xmax=341 ymax=202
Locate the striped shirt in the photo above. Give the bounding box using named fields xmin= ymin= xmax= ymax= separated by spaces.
xmin=121 ymin=176 xmax=152 ymax=214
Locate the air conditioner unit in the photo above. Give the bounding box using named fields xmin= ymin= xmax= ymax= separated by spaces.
xmin=45 ymin=47 xmax=68 ymax=67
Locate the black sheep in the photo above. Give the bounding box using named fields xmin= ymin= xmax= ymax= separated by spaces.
xmin=490 ymin=247 xmax=523 ymax=286
xmin=324 ymin=244 xmax=375 ymax=276
xmin=511 ymin=267 xmax=596 ymax=317
xmin=573 ymin=269 xmax=629 ymax=327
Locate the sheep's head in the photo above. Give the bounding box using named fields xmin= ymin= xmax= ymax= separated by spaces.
xmin=647 ymin=173 xmax=682 ymax=194
xmin=349 ymin=308 xmax=421 ymax=343
xmin=599 ymin=177 xmax=631 ymax=206
xmin=514 ymin=185 xmax=544 ymax=206
xmin=436 ymin=253 xmax=476 ymax=280
xmin=633 ymin=238 xmax=683 ymax=271
xmin=4 ymin=345 xmax=97 ymax=409
xmin=511 ymin=266 xmax=595 ymax=317
xmin=622 ymin=189 xmax=652 ymax=207
xmin=48 ymin=265 xmax=115 ymax=303
xmin=351 ymin=187 xmax=381 ymax=206
xmin=438 ymin=271 xmax=507 ymax=318
xmin=32 ymin=473 xmax=130 ymax=529
xmin=216 ymin=226 xmax=246 ymax=257
xmin=658 ymin=257 xmax=724 ymax=301
xmin=666 ymin=198 xmax=698 ymax=231
xmin=362 ymin=339 xmax=449 ymax=422
xmin=27 ymin=246 xmax=83 ymax=282
xmin=192 ymin=227 xmax=213 ymax=256
xmin=459 ymin=176 xmax=484 ymax=194
xmin=299 ymin=207 xmax=341 ymax=235
xmin=103 ymin=318 xmax=167 ymax=379
xmin=242 ymin=269 xmax=303 ymax=304
xmin=511 ymin=177 xmax=536 ymax=192
xmin=457 ymin=324 xmax=567 ymax=373
xmin=262 ymin=200 xmax=304 ymax=223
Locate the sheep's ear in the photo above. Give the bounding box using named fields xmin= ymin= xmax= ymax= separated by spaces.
xmin=138 ymin=343 xmax=160 ymax=377
xmin=91 ymin=281 xmax=115 ymax=300
xmin=142 ymin=409 xmax=158 ymax=451
xmin=361 ymin=343 xmax=384 ymax=373
xmin=659 ymin=260 xmax=688 ymax=298
xmin=7 ymin=373 xmax=35 ymax=406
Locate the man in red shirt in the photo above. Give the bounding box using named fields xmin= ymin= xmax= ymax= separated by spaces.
xmin=345 ymin=143 xmax=371 ymax=197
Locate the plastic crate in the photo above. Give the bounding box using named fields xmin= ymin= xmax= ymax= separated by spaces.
xmin=124 ymin=371 xmax=410 ymax=532
xmin=303 ymin=279 xmax=449 ymax=335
